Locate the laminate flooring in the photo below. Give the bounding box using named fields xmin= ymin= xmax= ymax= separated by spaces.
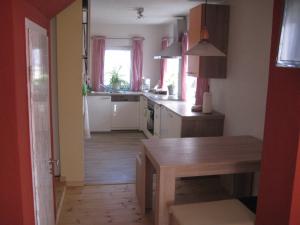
xmin=84 ymin=131 xmax=145 ymax=184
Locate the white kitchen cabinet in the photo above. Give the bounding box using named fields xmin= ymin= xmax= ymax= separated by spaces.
xmin=160 ymin=106 xmax=168 ymax=138
xmin=154 ymin=104 xmax=161 ymax=137
xmin=87 ymin=96 xmax=111 ymax=132
xmin=139 ymin=96 xmax=148 ymax=133
xmin=111 ymin=101 xmax=139 ymax=130
xmin=160 ymin=106 xmax=181 ymax=138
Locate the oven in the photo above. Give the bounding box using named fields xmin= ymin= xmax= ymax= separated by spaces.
xmin=147 ymin=100 xmax=155 ymax=135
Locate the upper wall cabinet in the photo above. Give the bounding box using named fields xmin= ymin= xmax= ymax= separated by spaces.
xmin=188 ymin=4 xmax=230 ymax=78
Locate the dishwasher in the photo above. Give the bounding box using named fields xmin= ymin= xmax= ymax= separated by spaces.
xmin=111 ymin=95 xmax=140 ymax=130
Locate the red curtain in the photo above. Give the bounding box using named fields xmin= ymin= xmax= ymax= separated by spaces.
xmin=132 ymin=37 xmax=144 ymax=91
xmin=195 ymin=78 xmax=209 ymax=105
xmin=91 ymin=36 xmax=106 ymax=91
xmin=180 ymin=32 xmax=188 ymax=100
xmin=159 ymin=37 xmax=169 ymax=88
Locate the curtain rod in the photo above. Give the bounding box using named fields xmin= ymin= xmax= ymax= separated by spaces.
xmin=91 ymin=36 xmax=145 ymax=40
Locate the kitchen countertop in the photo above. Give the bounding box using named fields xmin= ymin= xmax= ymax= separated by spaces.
xmin=89 ymin=91 xmax=142 ymax=96
xmin=157 ymin=101 xmax=224 ymax=119
xmin=88 ymin=91 xmax=224 ymax=120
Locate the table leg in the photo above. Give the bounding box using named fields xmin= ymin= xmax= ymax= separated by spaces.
xmin=155 ymin=168 xmax=175 ymax=225
xmin=145 ymin=156 xmax=155 ymax=211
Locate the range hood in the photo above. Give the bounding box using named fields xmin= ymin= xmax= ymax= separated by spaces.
xmin=154 ymin=18 xmax=187 ymax=59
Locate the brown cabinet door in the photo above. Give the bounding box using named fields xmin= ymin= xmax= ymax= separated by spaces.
xmin=199 ymin=5 xmax=230 ymax=78
xmin=187 ymin=5 xmax=202 ymax=76
xmin=188 ymin=4 xmax=230 ymax=78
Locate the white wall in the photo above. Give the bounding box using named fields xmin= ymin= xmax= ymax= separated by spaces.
xmin=57 ymin=0 xmax=84 ymax=185
xmin=210 ymin=0 xmax=273 ymax=139
xmin=90 ymin=22 xmax=172 ymax=88
xmin=209 ymin=0 xmax=273 ymax=195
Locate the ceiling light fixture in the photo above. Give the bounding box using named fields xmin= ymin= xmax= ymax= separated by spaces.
xmin=185 ymin=0 xmax=225 ymax=56
xmin=136 ymin=7 xmax=144 ymax=19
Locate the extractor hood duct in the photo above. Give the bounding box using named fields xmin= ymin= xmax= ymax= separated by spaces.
xmin=154 ymin=18 xmax=187 ymax=59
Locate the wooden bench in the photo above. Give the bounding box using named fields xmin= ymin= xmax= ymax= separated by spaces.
xmin=170 ymin=199 xmax=255 ymax=225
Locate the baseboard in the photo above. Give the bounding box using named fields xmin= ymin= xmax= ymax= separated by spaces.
xmin=55 ymin=185 xmax=66 ymax=225
xmin=66 ymin=181 xmax=85 ymax=186
xmin=59 ymin=176 xmax=84 ymax=187
xmin=59 ymin=176 xmax=66 ymax=182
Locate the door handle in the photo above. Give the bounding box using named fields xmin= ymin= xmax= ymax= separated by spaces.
xmin=48 ymin=159 xmax=59 ymax=168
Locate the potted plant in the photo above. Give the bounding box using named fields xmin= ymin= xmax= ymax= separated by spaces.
xmin=109 ymin=67 xmax=121 ymax=90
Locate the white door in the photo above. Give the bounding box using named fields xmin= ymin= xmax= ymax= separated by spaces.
xmin=87 ymin=96 xmax=112 ymax=132
xmin=167 ymin=110 xmax=182 ymax=138
xmin=160 ymin=106 xmax=182 ymax=138
xmin=111 ymin=102 xmax=139 ymax=129
xmin=26 ymin=19 xmax=55 ymax=225
xmin=160 ymin=106 xmax=168 ymax=138
xmin=154 ymin=104 xmax=161 ymax=137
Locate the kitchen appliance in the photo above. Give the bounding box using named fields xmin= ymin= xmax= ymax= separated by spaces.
xmin=149 ymin=89 xmax=168 ymax=95
xmin=135 ymin=7 xmax=144 ymax=19
xmin=141 ymin=78 xmax=151 ymax=91
xmin=147 ymin=100 xmax=155 ymax=134
xmin=154 ymin=17 xmax=187 ymax=59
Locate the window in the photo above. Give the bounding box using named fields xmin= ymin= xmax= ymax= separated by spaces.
xmin=104 ymin=49 xmax=131 ymax=90
xmin=186 ymin=76 xmax=197 ymax=103
xmin=185 ymin=56 xmax=197 ymax=103
xmin=164 ymin=58 xmax=180 ymax=96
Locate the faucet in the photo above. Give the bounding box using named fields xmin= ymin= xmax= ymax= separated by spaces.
xmin=98 ymin=83 xmax=118 ymax=93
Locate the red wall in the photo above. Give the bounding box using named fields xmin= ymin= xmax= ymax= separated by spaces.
xmin=0 ymin=1 xmax=24 ymax=225
xmin=256 ymin=0 xmax=300 ymax=225
xmin=0 ymin=0 xmax=74 ymax=225
xmin=289 ymin=136 xmax=300 ymax=225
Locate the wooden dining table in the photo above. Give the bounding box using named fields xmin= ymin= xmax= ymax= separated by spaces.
xmin=137 ymin=136 xmax=262 ymax=225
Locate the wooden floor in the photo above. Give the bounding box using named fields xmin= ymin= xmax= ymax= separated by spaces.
xmin=59 ymin=131 xmax=232 ymax=225
xmin=84 ymin=131 xmax=145 ymax=184
xmin=58 ymin=177 xmax=230 ymax=225
xmin=58 ymin=184 xmax=151 ymax=225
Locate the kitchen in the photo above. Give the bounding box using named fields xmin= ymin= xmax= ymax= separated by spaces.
xmin=53 ymin=0 xmax=294 ymax=224
xmin=84 ymin=0 xmax=229 ymax=186
xmin=74 ymin=0 xmax=273 ymax=224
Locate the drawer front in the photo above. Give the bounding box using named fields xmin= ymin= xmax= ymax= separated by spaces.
xmin=111 ymin=95 xmax=139 ymax=102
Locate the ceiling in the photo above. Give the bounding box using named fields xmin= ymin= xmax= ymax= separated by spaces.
xmin=90 ymin=0 xmax=227 ymax=25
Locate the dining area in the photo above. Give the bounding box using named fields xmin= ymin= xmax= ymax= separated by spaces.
xmin=136 ymin=135 xmax=262 ymax=225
